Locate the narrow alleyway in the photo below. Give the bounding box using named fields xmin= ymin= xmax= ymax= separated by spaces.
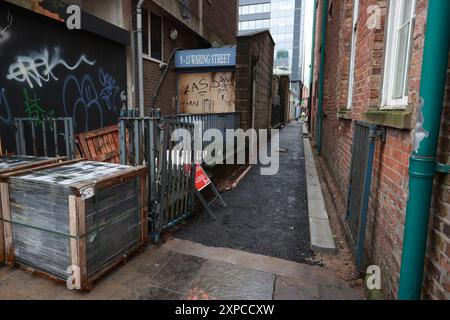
xmin=177 ymin=122 xmax=314 ymax=264
xmin=0 ymin=123 xmax=364 ymax=300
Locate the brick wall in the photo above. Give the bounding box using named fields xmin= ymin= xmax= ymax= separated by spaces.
xmin=310 ymin=0 xmax=449 ymax=299
xmin=202 ymin=0 xmax=237 ymax=45
xmin=424 ymin=54 xmax=450 ymax=300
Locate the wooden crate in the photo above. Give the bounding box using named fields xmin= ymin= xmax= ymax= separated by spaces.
xmin=0 ymin=156 xmax=67 ymax=265
xmin=75 ymin=125 xmax=120 ymax=164
xmin=0 ymin=160 xmax=148 ymax=291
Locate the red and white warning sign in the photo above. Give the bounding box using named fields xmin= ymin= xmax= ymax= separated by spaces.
xmin=194 ymin=164 xmax=211 ymax=191
xmin=184 ymin=164 xmax=211 ymax=191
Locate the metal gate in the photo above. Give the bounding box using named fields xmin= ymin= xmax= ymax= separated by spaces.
xmin=14 ymin=117 xmax=75 ymax=159
xmin=345 ymin=121 xmax=379 ymax=270
xmin=118 ymin=117 xmax=196 ymax=241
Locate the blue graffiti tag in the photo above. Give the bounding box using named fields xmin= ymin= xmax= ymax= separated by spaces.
xmin=98 ymin=68 xmax=121 ymax=112
xmin=63 ymin=74 xmax=104 ymax=132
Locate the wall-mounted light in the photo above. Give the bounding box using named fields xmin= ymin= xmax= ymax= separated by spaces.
xmin=169 ymin=28 xmax=178 ymax=40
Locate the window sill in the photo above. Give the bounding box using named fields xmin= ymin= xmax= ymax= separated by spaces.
xmin=338 ymin=109 xmax=352 ymax=120
xmin=361 ymin=109 xmax=414 ymax=130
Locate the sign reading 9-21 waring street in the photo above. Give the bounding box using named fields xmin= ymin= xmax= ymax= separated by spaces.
xmin=175 ymin=48 xmax=236 ymax=69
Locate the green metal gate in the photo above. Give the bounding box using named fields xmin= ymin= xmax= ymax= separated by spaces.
xmin=345 ymin=121 xmax=380 ymax=270
xmin=119 ymin=117 xmax=196 ymax=241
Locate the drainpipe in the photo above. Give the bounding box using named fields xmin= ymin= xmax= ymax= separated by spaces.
xmin=398 ymin=0 xmax=450 ymax=300
xmin=316 ymin=0 xmax=328 ymax=155
xmin=307 ymin=0 xmax=318 ymax=131
xmin=136 ymin=0 xmax=145 ymax=117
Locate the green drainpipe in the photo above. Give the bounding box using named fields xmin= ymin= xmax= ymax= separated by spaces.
xmin=398 ymin=0 xmax=450 ymax=300
xmin=316 ymin=0 xmax=328 ymax=155
xmin=307 ymin=1 xmax=318 ymax=131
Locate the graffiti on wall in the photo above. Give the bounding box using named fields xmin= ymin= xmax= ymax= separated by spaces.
xmin=178 ymin=72 xmax=236 ymax=114
xmin=0 ymin=1 xmax=127 ymax=152
xmin=6 ymin=47 xmax=96 ymax=89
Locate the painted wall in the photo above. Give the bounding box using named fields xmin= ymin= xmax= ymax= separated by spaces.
xmin=0 ymin=2 xmax=127 ymax=152
xmin=178 ymin=71 xmax=235 ymax=114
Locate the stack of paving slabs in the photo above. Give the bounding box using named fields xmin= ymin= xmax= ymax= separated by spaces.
xmin=0 ymin=155 xmax=67 ymax=265
xmin=0 ymin=160 xmax=148 ymax=291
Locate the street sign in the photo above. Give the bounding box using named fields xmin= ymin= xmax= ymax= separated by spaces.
xmin=175 ymin=47 xmax=236 ymax=69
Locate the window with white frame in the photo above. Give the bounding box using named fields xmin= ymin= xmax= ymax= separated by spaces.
xmin=382 ymin=0 xmax=416 ymax=108
xmin=347 ymin=0 xmax=359 ymax=109
xmin=142 ymin=9 xmax=163 ymax=62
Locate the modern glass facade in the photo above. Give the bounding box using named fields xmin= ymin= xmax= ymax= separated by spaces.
xmin=238 ymin=0 xmax=305 ymax=94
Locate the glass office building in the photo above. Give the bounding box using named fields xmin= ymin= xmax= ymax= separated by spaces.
xmin=238 ymin=0 xmax=306 ymax=94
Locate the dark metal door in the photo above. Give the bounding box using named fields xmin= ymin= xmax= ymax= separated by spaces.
xmin=346 ymin=121 xmax=378 ymax=270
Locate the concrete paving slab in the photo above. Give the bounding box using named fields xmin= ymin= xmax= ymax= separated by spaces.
xmin=274 ymin=276 xmax=320 ymax=300
xmin=130 ymin=286 xmax=183 ymax=300
xmin=309 ymin=217 xmax=336 ymax=254
xmin=165 ymin=239 xmax=335 ymax=280
xmin=318 ymin=283 xmax=364 ymax=300
xmin=308 ymin=199 xmax=329 ymax=220
xmin=303 ymin=137 xmax=336 ymax=254
xmin=186 ymin=260 xmax=275 ymax=300
xmin=149 ymin=252 xmax=206 ymax=294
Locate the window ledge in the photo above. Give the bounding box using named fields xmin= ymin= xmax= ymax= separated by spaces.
xmin=338 ymin=109 xmax=352 ymax=120
xmin=361 ymin=109 xmax=414 ymax=129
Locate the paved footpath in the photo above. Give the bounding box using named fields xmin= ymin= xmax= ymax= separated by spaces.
xmin=0 ymin=239 xmax=363 ymax=300
xmin=177 ymin=122 xmax=313 ymax=263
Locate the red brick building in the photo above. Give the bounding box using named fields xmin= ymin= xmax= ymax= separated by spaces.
xmin=133 ymin=0 xmax=238 ymax=115
xmin=309 ymin=0 xmax=449 ymax=299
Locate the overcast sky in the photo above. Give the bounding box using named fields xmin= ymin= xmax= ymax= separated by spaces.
xmin=303 ymin=0 xmax=314 ymax=88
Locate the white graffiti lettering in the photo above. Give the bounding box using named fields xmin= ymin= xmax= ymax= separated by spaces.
xmin=6 ymin=47 xmax=96 ymax=89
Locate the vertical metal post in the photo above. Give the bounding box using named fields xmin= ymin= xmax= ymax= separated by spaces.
xmin=316 ymin=0 xmax=328 ymax=154
xmin=398 ymin=0 xmax=450 ymax=300
xmin=53 ymin=120 xmax=59 ymax=157
xmin=31 ymin=121 xmax=37 ymax=156
xmin=119 ymin=118 xmax=126 ymax=165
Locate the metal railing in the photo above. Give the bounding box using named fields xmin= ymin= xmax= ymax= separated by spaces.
xmin=14 ymin=117 xmax=75 ymax=159
xmin=166 ymin=112 xmax=241 ymax=150
xmin=119 ymin=117 xmax=196 ymax=241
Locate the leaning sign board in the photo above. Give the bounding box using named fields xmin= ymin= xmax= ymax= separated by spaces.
xmin=176 ymin=48 xmax=236 ymax=114
xmin=194 ymin=164 xmax=211 ymax=192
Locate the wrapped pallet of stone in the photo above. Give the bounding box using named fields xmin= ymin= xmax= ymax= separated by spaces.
xmin=0 ymin=155 xmax=67 ymax=265
xmin=0 ymin=160 xmax=148 ymax=291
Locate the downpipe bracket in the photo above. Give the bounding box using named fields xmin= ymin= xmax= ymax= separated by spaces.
xmin=436 ymin=162 xmax=450 ymax=174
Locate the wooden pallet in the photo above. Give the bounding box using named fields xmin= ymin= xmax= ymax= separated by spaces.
xmin=75 ymin=125 xmax=120 ymax=164
xmin=0 ymin=156 xmax=68 ymax=265
xmin=0 ymin=160 xmax=148 ymax=291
